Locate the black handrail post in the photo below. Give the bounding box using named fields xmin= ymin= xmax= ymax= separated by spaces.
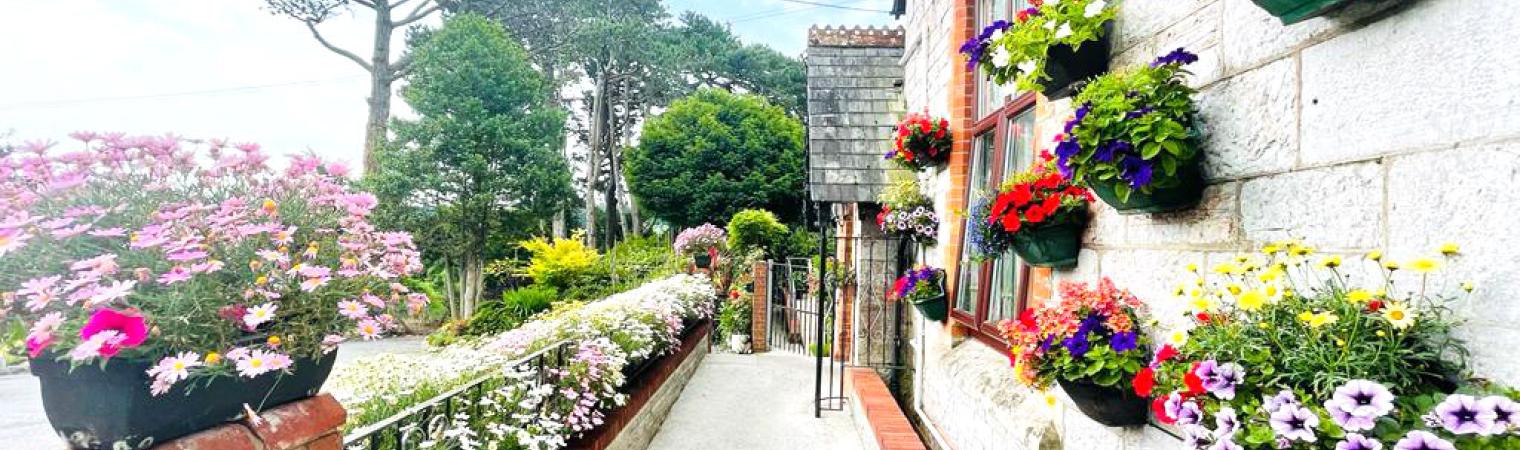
xmin=814 ymin=202 xmax=829 ymax=419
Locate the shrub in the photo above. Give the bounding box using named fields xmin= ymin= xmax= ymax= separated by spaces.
xmin=718 ymin=293 xmax=753 ymax=338
xmin=463 ymin=286 xmax=558 ymax=336
xmin=519 ymin=232 xmax=600 ymax=292
xmin=727 ymin=209 xmax=788 ymax=256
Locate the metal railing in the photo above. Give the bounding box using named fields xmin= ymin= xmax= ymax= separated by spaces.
xmin=342 ymin=340 xmax=571 ymax=450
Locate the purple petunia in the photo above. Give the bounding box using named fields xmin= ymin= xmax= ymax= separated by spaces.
xmin=960 ymin=20 xmax=1011 ymax=70
xmin=1174 ymin=399 xmax=1204 ymax=426
xmin=1392 ymin=431 xmax=1455 ymax=450
xmin=1151 ymin=47 xmax=1200 ymax=68
xmin=1194 ymin=360 xmax=1245 ymax=400
xmin=1120 ymin=155 xmax=1155 ymax=188
xmin=1323 ymin=380 xmax=1396 ymax=432
xmin=1109 ymin=331 xmax=1138 ymax=353
xmin=1124 ymin=106 xmax=1155 ymax=120
xmin=1063 ymin=333 xmax=1091 ymax=358
xmin=1265 ymin=389 xmax=1301 ymax=412
xmin=1065 ymin=102 xmax=1092 ymax=134
xmin=1213 ymin=407 xmax=1240 ymax=440
xmin=1054 ymin=138 xmax=1082 ymax=177
xmin=1483 ymin=395 xmax=1520 ymax=434
xmin=1433 ymin=394 xmax=1497 ymax=435
xmin=1181 ymin=425 xmax=1214 ymax=450
xmin=1269 ymin=404 xmax=1319 ymax=443
xmin=1336 ymin=433 xmax=1384 ymax=450
xmin=1093 ymin=140 xmax=1132 ymax=163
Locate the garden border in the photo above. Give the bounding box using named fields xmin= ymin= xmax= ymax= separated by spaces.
xmin=565 ymin=319 xmax=713 ymax=450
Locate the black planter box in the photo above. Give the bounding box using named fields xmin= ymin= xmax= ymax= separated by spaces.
xmin=1011 ymin=211 xmax=1088 ymax=269
xmin=1089 ymin=159 xmax=1206 ymax=215
xmin=1058 ymin=377 xmax=1148 ymax=427
xmin=31 ymin=350 xmax=337 ymax=449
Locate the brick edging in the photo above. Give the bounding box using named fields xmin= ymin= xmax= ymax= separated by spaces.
xmin=846 ymin=368 xmax=928 ymax=450
xmin=150 ymin=394 xmax=346 ymax=450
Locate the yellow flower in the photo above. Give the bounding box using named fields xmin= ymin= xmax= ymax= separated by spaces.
xmin=1259 ymin=266 xmax=1284 ymax=283
xmin=1319 ymin=256 xmax=1342 ymax=269
xmin=1375 ymin=330 xmax=1387 ymax=337
xmin=1043 ymin=392 xmax=1060 ymax=408
xmin=1383 ymin=303 xmax=1416 ymax=329
xmin=1291 ymin=244 xmax=1314 ymax=256
xmin=1227 ymin=283 xmax=1244 ymax=296
xmin=205 ymin=352 xmax=223 ymax=365
xmin=267 ymin=336 xmax=281 ymax=347
xmin=1238 ymin=289 xmax=1267 ymax=311
xmin=1299 ymin=311 xmax=1339 ymax=328
xmin=1186 ymin=263 xmax=1200 ymax=273
xmin=255 ymin=276 xmax=268 ymax=286
xmin=1166 ymin=329 xmax=1190 ymax=347
xmin=1346 ymin=289 xmax=1374 ymax=303
xmin=1336 ymin=339 xmax=1346 ymax=347
xmin=1407 ymin=257 xmax=1442 ymax=274
xmin=1383 ymin=261 xmax=1401 ymax=271
xmin=1262 ymin=244 xmax=1281 ymax=254
xmin=1213 ymin=262 xmax=1240 ymax=275
xmin=1235 ymin=255 xmax=1251 ymax=263
xmin=1257 ymin=322 xmax=1270 ymax=330
xmin=1461 ymin=281 xmax=1476 ymax=293
xmin=1297 ymin=311 xmax=1314 ymax=322
xmin=1367 ymin=250 xmax=1383 ymax=262
xmin=1174 ymin=284 xmax=1187 ymax=297
xmin=261 ymin=199 xmax=278 ymax=214
xmin=1439 ymin=242 xmax=1460 ymax=256
xmin=1188 ymin=296 xmax=1219 ymax=314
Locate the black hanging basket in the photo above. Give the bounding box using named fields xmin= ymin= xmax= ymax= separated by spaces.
xmin=1041 ymin=22 xmax=1114 ymax=100
xmin=1089 ymin=160 xmax=1206 ymax=215
xmin=1011 ymin=211 xmax=1088 ymax=269
xmin=1251 ymin=0 xmax=1353 ymax=24
xmin=693 ymin=253 xmax=713 ymax=269
xmin=910 ymin=278 xmax=949 ymax=322
xmin=1058 ymin=377 xmax=1149 ymax=427
xmin=31 ymin=350 xmax=337 ymax=450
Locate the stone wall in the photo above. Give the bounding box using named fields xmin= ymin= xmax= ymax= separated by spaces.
xmin=897 ymin=0 xmax=1520 ymax=449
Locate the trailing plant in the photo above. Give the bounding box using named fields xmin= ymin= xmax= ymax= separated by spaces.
xmin=1136 ymin=241 xmax=1514 ymax=449
xmin=1056 ymin=48 xmax=1202 ymax=202
xmin=876 ymin=172 xmax=939 ymax=245
xmin=0 ymin=134 xmax=424 ymax=396
xmin=999 ymin=278 xmax=1149 ymax=389
xmin=886 ymin=111 xmax=953 ymax=170
xmin=960 ymin=0 xmax=1117 ymax=92
xmin=970 ymin=154 xmax=1092 ymax=259
xmin=891 ymin=266 xmax=945 ymax=305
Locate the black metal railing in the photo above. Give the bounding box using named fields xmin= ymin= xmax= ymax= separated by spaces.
xmin=341 ymin=340 xmax=570 ymax=450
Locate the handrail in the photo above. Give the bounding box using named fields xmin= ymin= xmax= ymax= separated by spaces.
xmin=341 ymin=340 xmax=572 ymax=449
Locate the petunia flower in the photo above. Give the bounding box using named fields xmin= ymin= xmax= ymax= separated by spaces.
xmin=1433 ymin=394 xmax=1496 ymax=435
xmin=1337 ymin=433 xmax=1384 ymax=450
xmin=1481 ymin=395 xmax=1520 ymax=434
xmin=1269 ymin=404 xmax=1319 ymax=442
xmin=1324 ymin=380 xmax=1395 ymax=432
xmin=78 ymin=308 xmax=148 ymax=358
xmin=1196 ymin=360 xmax=1245 ymax=400
xmin=1391 ymin=431 xmax=1455 ymax=450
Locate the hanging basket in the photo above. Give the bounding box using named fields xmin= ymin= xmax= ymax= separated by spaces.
xmin=693 ymin=253 xmax=713 ymax=269
xmin=1042 ymin=23 xmax=1113 ymax=100
xmin=1058 ymin=377 xmax=1149 ymax=427
xmin=1089 ymin=160 xmax=1206 ymax=215
xmin=31 ymin=350 xmax=337 ymax=450
xmin=1251 ymin=0 xmax=1353 ymax=24
xmin=909 ymin=279 xmax=949 ymax=322
xmin=1011 ymin=212 xmax=1088 ymax=269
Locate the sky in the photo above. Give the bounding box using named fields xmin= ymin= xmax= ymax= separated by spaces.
xmin=0 ymin=0 xmax=897 ymax=174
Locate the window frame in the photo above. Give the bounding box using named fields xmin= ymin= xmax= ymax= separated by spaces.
xmin=950 ymin=93 xmax=1038 ymax=345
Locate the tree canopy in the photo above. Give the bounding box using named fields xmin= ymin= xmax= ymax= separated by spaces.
xmin=367 ymin=13 xmax=574 ymax=318
xmin=624 ymin=89 xmax=806 ymax=228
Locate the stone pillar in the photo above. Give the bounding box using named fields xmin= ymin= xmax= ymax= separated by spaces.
xmin=750 ymin=261 xmax=769 ymax=353
xmin=151 ymin=394 xmax=346 ymax=450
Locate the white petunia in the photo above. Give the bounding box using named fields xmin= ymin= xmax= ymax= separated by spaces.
xmin=1085 ymin=0 xmax=1108 ymax=18
xmin=992 ymin=46 xmax=1013 ymax=68
xmin=1016 ymin=60 xmax=1037 ymax=75
xmin=990 ymin=29 xmax=1005 ymax=43
xmin=1054 ymin=23 xmax=1073 ymax=40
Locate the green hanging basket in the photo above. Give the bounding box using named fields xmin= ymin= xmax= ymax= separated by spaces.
xmin=1011 ymin=212 xmax=1088 ymax=269
xmin=1251 ymin=0 xmax=1353 ymax=24
xmin=909 ymin=278 xmax=948 ymax=322
xmin=1089 ymin=161 xmax=1206 ymax=215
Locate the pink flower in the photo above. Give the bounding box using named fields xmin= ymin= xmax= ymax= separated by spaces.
xmin=406 ymin=293 xmax=429 ymax=315
xmin=88 ymin=280 xmax=137 ymax=307
xmin=50 ymin=223 xmax=91 ymax=239
xmin=166 ymin=249 xmax=209 ymax=261
xmin=24 ymin=312 xmax=63 ymax=358
xmin=361 ymin=293 xmax=386 ymax=309
xmin=235 ymin=350 xmax=277 ymax=378
xmin=300 ymin=276 xmax=329 ymax=292
xmin=341 ymin=193 xmax=378 ymax=216
xmin=78 ymin=308 xmax=148 ymax=357
xmin=39 ymin=217 xmax=75 ymax=230
xmin=337 ymin=300 xmax=368 ymax=319
xmin=272 ymin=226 xmax=297 ymax=245
xmin=0 ymin=228 xmax=34 ymax=257
xmin=19 ymin=275 xmax=61 ymax=311
xmin=146 ymin=352 xmax=201 ymax=388
xmin=70 ymin=254 xmax=119 ymax=276
xmin=243 ymin=302 xmax=277 ymax=328
xmin=264 ymin=352 xmax=293 ymax=372
xmin=324 ymin=161 xmax=350 ymax=178
xmin=191 ymin=259 xmax=224 ymax=274
xmin=321 ymin=334 xmax=345 ymax=354
xmin=69 ymin=330 xmax=122 ymax=361
xmin=357 ymin=319 xmax=382 ymax=340
xmin=158 ymin=266 xmax=192 ymax=285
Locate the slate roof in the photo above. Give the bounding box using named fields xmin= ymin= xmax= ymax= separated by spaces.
xmin=805 ymin=26 xmax=906 ymax=204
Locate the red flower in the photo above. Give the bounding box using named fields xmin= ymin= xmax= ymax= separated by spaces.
xmin=1011 ymin=184 xmax=1033 ymax=207
xmin=919 ymin=121 xmax=932 ymax=134
xmin=1133 ymin=367 xmax=1156 ymax=397
xmin=1196 ymin=312 xmax=1211 ymax=323
xmin=892 ymin=277 xmax=909 ymax=299
xmin=1018 ymin=308 xmax=1037 ymax=330
xmin=935 ymin=127 xmax=947 ymax=140
xmin=1052 ymin=133 xmax=1067 ymax=143
xmin=1154 ymin=344 xmax=1178 ymax=364
xmin=1000 ymin=210 xmax=1023 ymax=233
xmin=1025 ymin=205 xmax=1048 ymax=224
xmin=989 ymin=193 xmax=1014 ymax=224
xmin=1035 ymin=173 xmax=1062 ymax=190
xmin=79 ymin=308 xmax=148 ymax=358
xmin=1184 ymin=362 xmax=1207 ymax=396
xmin=1151 ymin=396 xmax=1176 ymax=424
xmin=1040 ymin=195 xmax=1062 ymax=216
xmin=877 ymin=207 xmax=890 ymax=227
xmin=938 ymin=118 xmax=949 ymax=130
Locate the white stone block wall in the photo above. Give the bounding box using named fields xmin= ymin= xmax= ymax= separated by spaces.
xmin=898 ymin=0 xmax=1520 ymax=449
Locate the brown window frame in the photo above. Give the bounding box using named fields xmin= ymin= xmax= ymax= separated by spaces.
xmin=950 ymin=92 xmax=1038 ymax=346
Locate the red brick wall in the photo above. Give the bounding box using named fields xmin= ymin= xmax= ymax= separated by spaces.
xmin=750 ymin=261 xmax=769 ymax=353
xmin=564 ymin=321 xmax=713 ymax=450
xmin=151 ymin=394 xmax=345 ymax=450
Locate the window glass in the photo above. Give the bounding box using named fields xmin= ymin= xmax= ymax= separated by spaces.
xmin=986 ymin=110 xmax=1036 ymax=324
xmin=956 ymin=134 xmax=996 ymax=313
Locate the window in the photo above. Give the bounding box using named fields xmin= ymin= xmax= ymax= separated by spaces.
xmin=952 ymin=0 xmax=1039 ymax=342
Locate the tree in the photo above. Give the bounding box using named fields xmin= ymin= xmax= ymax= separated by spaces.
xmin=367 ymin=14 xmax=574 ymax=319
xmin=264 ymin=0 xmax=443 ymax=174
xmin=624 ymin=89 xmax=806 ymax=229
xmin=674 ymin=13 xmax=807 ymax=118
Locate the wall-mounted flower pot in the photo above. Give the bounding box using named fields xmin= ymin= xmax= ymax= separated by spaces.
xmin=1089 ymin=161 xmax=1205 ymax=215
xmin=1251 ymin=0 xmax=1353 ymax=24
xmin=1042 ymin=23 xmax=1113 ymax=100
xmin=693 ymin=253 xmax=713 ymax=269
xmin=1012 ymin=212 xmax=1088 ymax=269
xmin=910 ymin=279 xmax=949 ymax=322
xmin=1058 ymin=377 xmax=1149 ymax=427
xmin=31 ymin=351 xmax=337 ymax=450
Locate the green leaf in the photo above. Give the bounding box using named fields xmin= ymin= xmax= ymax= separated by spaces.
xmin=1114 ymin=183 xmax=1132 ymax=203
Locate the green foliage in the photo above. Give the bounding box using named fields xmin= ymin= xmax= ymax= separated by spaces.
xmin=1 ymin=321 xmax=24 ymax=366
xmin=718 ymin=297 xmax=753 ymax=338
xmin=879 ymin=171 xmax=931 ymax=210
xmin=974 ymin=0 xmax=1117 ymax=92
xmin=726 ymin=209 xmax=789 ymax=257
xmin=463 ymin=286 xmax=558 ymax=336
xmin=556 ymin=235 xmax=682 ymax=303
xmin=1066 ymin=52 xmax=1201 ymax=202
xmin=625 ymin=89 xmax=806 ymax=228
xmin=426 ymin=320 xmax=469 ymax=347
xmin=518 ymin=234 xmax=600 ymax=293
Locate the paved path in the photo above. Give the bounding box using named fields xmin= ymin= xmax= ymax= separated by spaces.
xmin=0 ymin=336 xmax=432 ymax=449
xmin=648 ymin=352 xmax=865 ymax=450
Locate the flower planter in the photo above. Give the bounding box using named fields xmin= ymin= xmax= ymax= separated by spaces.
xmin=1058 ymin=377 xmax=1148 ymax=427
xmin=1042 ymin=23 xmax=1113 ymax=100
xmin=31 ymin=351 xmax=337 ymax=450
xmin=728 ymin=334 xmax=751 ymax=353
xmin=1011 ymin=212 xmax=1088 ymax=269
xmin=909 ymin=280 xmax=948 ymax=322
xmin=1251 ymin=0 xmax=1353 ymax=24
xmin=693 ymin=253 xmax=713 ymax=269
xmin=1089 ymin=160 xmax=1205 ymax=215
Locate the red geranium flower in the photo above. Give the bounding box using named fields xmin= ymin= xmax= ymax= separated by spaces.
xmin=1154 ymin=344 xmax=1178 ymax=365
xmin=1184 ymin=362 xmax=1207 ymax=396
xmin=1025 ymin=204 xmax=1048 ymax=224
xmin=1133 ymin=366 xmax=1156 ymax=397
xmin=1040 ymin=195 xmax=1062 ymax=216
xmin=1000 ymin=210 xmax=1023 ymax=233
xmin=919 ymin=121 xmax=932 ymax=134
xmin=989 ymin=193 xmax=1014 ymax=223
xmin=1010 ymin=184 xmax=1033 ymax=207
